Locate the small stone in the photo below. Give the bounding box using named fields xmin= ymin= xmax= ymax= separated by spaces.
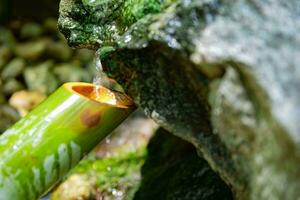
xmin=20 ymin=22 xmax=43 ymax=39
xmin=1 ymin=58 xmax=25 ymax=80
xmin=3 ymin=79 xmax=24 ymax=95
xmin=0 ymin=27 xmax=16 ymax=49
xmin=8 ymin=20 xmax=22 ymax=32
xmin=0 ymin=104 xmax=20 ymax=133
xmin=0 ymin=94 xmax=5 ymax=104
xmin=74 ymin=49 xmax=94 ymax=63
xmin=43 ymin=18 xmax=58 ymax=33
xmin=53 ymin=62 xmax=92 ymax=83
xmin=24 ymin=61 xmax=58 ymax=94
xmin=14 ymin=39 xmax=49 ymax=60
xmin=0 ymin=80 xmax=5 ymax=104
xmin=0 ymin=46 xmax=12 ymax=70
xmin=9 ymin=90 xmax=46 ymax=117
xmin=46 ymin=41 xmax=72 ymax=61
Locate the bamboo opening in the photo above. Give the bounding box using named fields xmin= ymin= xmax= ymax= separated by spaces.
xmin=64 ymin=82 xmax=134 ymax=108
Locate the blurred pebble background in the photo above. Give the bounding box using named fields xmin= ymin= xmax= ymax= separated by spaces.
xmin=0 ymin=16 xmax=96 ymax=132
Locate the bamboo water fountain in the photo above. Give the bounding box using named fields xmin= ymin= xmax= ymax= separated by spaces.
xmin=0 ymin=82 xmax=135 ymax=200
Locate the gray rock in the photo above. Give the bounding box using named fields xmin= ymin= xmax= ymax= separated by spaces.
xmin=58 ymin=0 xmax=300 ymax=199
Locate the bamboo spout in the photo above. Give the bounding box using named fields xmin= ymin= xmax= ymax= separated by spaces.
xmin=0 ymin=82 xmax=135 ymax=200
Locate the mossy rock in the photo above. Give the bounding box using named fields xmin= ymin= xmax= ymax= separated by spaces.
xmin=59 ymin=0 xmax=300 ymax=199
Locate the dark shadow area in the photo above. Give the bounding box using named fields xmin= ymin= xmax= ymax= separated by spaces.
xmin=134 ymin=128 xmax=233 ymax=200
xmin=0 ymin=0 xmax=60 ymax=23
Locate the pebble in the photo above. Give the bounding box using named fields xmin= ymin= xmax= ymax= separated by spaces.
xmin=53 ymin=62 xmax=91 ymax=83
xmin=46 ymin=41 xmax=72 ymax=61
xmin=0 ymin=46 xmax=12 ymax=70
xmin=9 ymin=90 xmax=46 ymax=117
xmin=0 ymin=18 xmax=94 ymax=129
xmin=0 ymin=105 xmax=20 ymax=133
xmin=1 ymin=58 xmax=25 ymax=80
xmin=3 ymin=79 xmax=24 ymax=95
xmin=24 ymin=61 xmax=58 ymax=94
xmin=20 ymin=22 xmax=43 ymax=39
xmin=14 ymin=39 xmax=49 ymax=60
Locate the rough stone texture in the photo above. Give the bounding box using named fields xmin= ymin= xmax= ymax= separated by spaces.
xmin=58 ymin=0 xmax=300 ymax=199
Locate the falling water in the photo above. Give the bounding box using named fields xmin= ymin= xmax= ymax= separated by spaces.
xmin=93 ymin=49 xmax=109 ymax=96
xmin=92 ymin=49 xmax=128 ymax=106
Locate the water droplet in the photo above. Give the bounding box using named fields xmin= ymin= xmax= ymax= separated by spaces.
xmin=124 ymin=35 xmax=132 ymax=43
xmin=112 ymin=189 xmax=123 ymax=197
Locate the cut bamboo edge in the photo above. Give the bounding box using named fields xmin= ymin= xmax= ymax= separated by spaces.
xmin=0 ymin=82 xmax=136 ymax=200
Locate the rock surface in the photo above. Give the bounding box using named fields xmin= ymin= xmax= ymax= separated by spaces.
xmin=59 ymin=0 xmax=300 ymax=199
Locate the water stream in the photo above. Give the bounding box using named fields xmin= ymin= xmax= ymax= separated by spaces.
xmin=93 ymin=49 xmax=109 ymax=96
xmin=92 ymin=49 xmax=126 ymax=105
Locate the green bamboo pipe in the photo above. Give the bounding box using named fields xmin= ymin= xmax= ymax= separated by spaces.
xmin=0 ymin=82 xmax=135 ymax=200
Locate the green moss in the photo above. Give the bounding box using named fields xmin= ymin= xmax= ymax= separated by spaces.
xmin=121 ymin=0 xmax=162 ymax=26
xmin=59 ymin=0 xmax=177 ymax=47
xmin=62 ymin=148 xmax=146 ymax=199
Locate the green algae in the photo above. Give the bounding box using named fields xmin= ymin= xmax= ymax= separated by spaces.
xmin=59 ymin=0 xmax=178 ymax=48
xmin=52 ymin=145 xmax=146 ymax=200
